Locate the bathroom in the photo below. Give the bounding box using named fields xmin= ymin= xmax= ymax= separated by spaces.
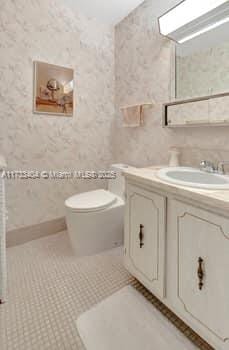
xmin=1 ymin=0 xmax=229 ymax=349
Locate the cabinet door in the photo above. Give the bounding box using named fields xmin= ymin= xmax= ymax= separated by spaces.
xmin=169 ymin=200 xmax=229 ymax=347
xmin=124 ymin=184 xmax=166 ymax=298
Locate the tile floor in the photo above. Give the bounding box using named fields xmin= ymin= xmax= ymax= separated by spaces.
xmin=1 ymin=232 xmax=133 ymax=350
xmin=1 ymin=231 xmax=213 ymax=350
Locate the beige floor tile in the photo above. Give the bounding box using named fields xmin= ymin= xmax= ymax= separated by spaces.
xmin=1 ymin=231 xmax=213 ymax=350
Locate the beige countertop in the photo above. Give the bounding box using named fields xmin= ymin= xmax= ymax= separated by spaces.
xmin=123 ymin=166 xmax=229 ymax=213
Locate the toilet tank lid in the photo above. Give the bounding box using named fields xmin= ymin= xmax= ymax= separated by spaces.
xmin=110 ymin=164 xmax=129 ymax=171
xmin=65 ymin=189 xmax=117 ymax=212
xmin=110 ymin=164 xmax=129 ymax=172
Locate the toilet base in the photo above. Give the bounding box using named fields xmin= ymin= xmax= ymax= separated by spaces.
xmin=66 ymin=197 xmax=124 ymax=257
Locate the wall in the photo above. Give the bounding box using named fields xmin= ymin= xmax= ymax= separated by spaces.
xmin=0 ymin=0 xmax=115 ymax=231
xmin=2 ymin=0 xmax=229 ymax=232
xmin=114 ymin=0 xmax=229 ymax=170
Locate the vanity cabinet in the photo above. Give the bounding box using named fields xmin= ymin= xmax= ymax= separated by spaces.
xmin=168 ymin=200 xmax=229 ymax=346
xmin=124 ymin=184 xmax=166 ymax=299
xmin=124 ymin=177 xmax=229 ymax=350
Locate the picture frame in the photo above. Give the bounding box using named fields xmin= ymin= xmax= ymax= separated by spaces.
xmin=33 ymin=61 xmax=74 ymax=116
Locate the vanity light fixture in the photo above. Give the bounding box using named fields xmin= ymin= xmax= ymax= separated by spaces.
xmin=178 ymin=15 xmax=229 ymax=43
xmin=158 ymin=0 xmax=229 ymax=43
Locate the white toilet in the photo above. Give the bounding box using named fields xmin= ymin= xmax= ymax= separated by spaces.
xmin=65 ymin=164 xmax=129 ymax=257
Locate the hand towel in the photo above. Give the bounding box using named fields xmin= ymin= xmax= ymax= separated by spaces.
xmin=121 ymin=105 xmax=144 ymax=127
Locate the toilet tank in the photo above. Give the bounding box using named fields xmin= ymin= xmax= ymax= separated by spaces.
xmin=108 ymin=164 xmax=129 ymax=200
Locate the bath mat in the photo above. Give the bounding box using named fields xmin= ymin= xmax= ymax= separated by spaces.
xmin=76 ymin=285 xmax=197 ymax=350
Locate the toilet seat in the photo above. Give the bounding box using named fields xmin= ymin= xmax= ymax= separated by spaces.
xmin=65 ymin=189 xmax=117 ymax=213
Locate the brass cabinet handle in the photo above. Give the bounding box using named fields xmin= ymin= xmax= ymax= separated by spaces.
xmin=197 ymin=257 xmax=204 ymax=290
xmin=139 ymin=224 xmax=144 ymax=248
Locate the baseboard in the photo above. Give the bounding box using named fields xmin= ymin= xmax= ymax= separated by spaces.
xmin=6 ymin=217 xmax=67 ymax=248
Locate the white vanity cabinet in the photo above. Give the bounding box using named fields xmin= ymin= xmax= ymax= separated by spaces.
xmin=124 ymin=183 xmax=166 ymax=299
xmin=167 ymin=200 xmax=229 ymax=348
xmin=124 ymin=176 xmax=229 ymax=350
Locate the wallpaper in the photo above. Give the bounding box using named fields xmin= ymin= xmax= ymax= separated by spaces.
xmin=2 ymin=0 xmax=229 ymax=233
xmin=114 ymin=0 xmax=229 ymax=172
xmin=0 ymin=0 xmax=115 ymax=231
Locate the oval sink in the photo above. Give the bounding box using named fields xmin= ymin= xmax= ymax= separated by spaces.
xmin=157 ymin=167 xmax=229 ymax=190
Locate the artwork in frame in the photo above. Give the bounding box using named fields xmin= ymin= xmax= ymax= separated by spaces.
xmin=34 ymin=61 xmax=74 ymax=116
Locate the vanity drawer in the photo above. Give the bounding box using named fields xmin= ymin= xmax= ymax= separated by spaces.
xmin=124 ymin=184 xmax=166 ymax=299
xmin=169 ymin=200 xmax=229 ymax=348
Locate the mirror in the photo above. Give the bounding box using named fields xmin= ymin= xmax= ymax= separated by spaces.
xmin=164 ymin=16 xmax=229 ymax=128
xmin=175 ymin=21 xmax=229 ymax=100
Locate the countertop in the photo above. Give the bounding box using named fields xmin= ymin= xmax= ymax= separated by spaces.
xmin=123 ymin=166 xmax=229 ymax=213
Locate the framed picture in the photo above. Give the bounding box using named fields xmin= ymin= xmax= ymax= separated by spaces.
xmin=33 ymin=61 xmax=74 ymax=116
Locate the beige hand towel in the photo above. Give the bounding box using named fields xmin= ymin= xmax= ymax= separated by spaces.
xmin=121 ymin=105 xmax=144 ymax=127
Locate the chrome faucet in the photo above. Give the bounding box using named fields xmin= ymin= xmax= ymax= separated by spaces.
xmin=200 ymin=160 xmax=216 ymax=173
xmin=200 ymin=160 xmax=229 ymax=174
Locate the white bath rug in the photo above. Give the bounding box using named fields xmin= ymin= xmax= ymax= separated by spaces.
xmin=76 ymin=285 xmax=197 ymax=350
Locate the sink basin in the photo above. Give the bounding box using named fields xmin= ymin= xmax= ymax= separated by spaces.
xmin=157 ymin=167 xmax=229 ymax=190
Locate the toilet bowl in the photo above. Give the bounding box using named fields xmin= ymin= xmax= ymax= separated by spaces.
xmin=65 ymin=164 xmax=129 ymax=257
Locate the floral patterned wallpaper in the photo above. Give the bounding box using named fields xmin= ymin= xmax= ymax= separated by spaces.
xmin=2 ymin=0 xmax=229 ymax=232
xmin=114 ymin=0 xmax=229 ymax=173
xmin=0 ymin=0 xmax=115 ymax=231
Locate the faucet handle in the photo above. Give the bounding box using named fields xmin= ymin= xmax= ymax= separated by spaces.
xmin=200 ymin=160 xmax=207 ymax=168
xmin=217 ymin=161 xmax=229 ymax=174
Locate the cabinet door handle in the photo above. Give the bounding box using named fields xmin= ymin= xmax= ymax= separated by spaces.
xmin=197 ymin=257 xmax=204 ymax=290
xmin=139 ymin=224 xmax=144 ymax=248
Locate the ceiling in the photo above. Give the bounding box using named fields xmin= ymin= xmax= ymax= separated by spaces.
xmin=65 ymin=0 xmax=145 ymax=26
xmin=64 ymin=0 xmax=228 ymax=53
